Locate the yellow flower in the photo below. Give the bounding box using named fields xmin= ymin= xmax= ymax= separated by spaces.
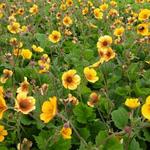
xmin=137 ymin=23 xmax=149 ymax=36
xmin=21 ymin=49 xmax=32 ymax=59
xmin=48 ymin=30 xmax=61 ymax=43
xmin=114 ymin=27 xmax=125 ymax=37
xmin=0 ymin=69 xmax=13 ymax=84
xmin=17 ymin=8 xmax=25 ymax=15
xmin=125 ymin=98 xmax=140 ymax=109
xmin=13 ymin=48 xmax=21 ymax=56
xmin=93 ymin=8 xmax=103 ymax=19
xmin=40 ymin=96 xmax=57 ymax=123
xmin=99 ymin=3 xmax=108 ymax=12
xmin=141 ymin=96 xmax=150 ymax=121
xmin=135 ymin=0 xmax=145 ymax=3
xmin=17 ymin=77 xmax=29 ymax=95
xmin=32 ymin=45 xmax=44 ymax=53
xmin=62 ymin=69 xmax=81 ymax=90
xmin=0 ymin=86 xmax=4 ymax=97
xmin=15 ymin=93 xmax=36 ymax=114
xmin=110 ymin=1 xmax=117 ymax=7
xmin=7 ymin=22 xmax=20 ymax=34
xmin=66 ymin=0 xmax=73 ymax=7
xmin=20 ymin=25 xmax=28 ymax=33
xmin=0 ymin=125 xmax=8 ymax=142
xmin=29 ymin=4 xmax=38 ymax=15
xmin=97 ymin=35 xmax=112 ymax=50
xmin=60 ymin=4 xmax=67 ymax=10
xmin=138 ymin=9 xmax=150 ymax=21
xmin=61 ymin=126 xmax=72 ymax=139
xmin=63 ymin=16 xmax=73 ymax=27
xmin=0 ymin=96 xmax=7 ymax=119
xmin=87 ymin=92 xmax=100 ymax=107
xmin=82 ymin=7 xmax=88 ymax=15
xmin=84 ymin=67 xmax=99 ymax=83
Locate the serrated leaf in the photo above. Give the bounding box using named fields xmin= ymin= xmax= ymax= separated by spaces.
xmin=128 ymin=138 xmax=142 ymax=150
xmin=111 ymin=107 xmax=129 ymax=129
xmin=96 ymin=130 xmax=108 ymax=146
xmin=73 ymin=103 xmax=96 ymax=124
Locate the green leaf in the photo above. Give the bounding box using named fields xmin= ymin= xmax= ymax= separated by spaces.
xmin=96 ymin=130 xmax=108 ymax=146
xmin=20 ymin=115 xmax=34 ymax=125
xmin=143 ymin=128 xmax=150 ymax=142
xmin=79 ymin=128 xmax=90 ymax=140
xmin=111 ymin=107 xmax=129 ymax=129
xmin=35 ymin=33 xmax=49 ymax=48
xmin=73 ymin=103 xmax=96 ymax=124
xmin=34 ymin=130 xmax=51 ymax=150
xmin=49 ymin=137 xmax=71 ymax=150
xmin=128 ymin=138 xmax=142 ymax=150
xmin=98 ymin=97 xmax=111 ymax=115
xmin=127 ymin=63 xmax=139 ymax=81
xmin=103 ymin=136 xmax=123 ymax=150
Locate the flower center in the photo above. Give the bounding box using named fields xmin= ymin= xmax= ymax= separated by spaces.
xmin=19 ymin=99 xmax=30 ymax=110
xmin=66 ymin=76 xmax=73 ymax=83
xmin=102 ymin=41 xmax=108 ymax=46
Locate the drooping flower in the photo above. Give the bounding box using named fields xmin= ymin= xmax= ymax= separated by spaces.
xmin=0 ymin=125 xmax=8 ymax=142
xmin=48 ymin=30 xmax=61 ymax=43
xmin=87 ymin=92 xmax=100 ymax=107
xmin=17 ymin=138 xmax=32 ymax=150
xmin=125 ymin=98 xmax=140 ymax=109
xmin=0 ymin=69 xmax=13 ymax=84
xmin=84 ymin=67 xmax=99 ymax=83
xmin=62 ymin=69 xmax=81 ymax=90
xmin=61 ymin=124 xmax=72 ymax=139
xmin=15 ymin=93 xmax=36 ymax=114
xmin=17 ymin=77 xmax=29 ymax=95
xmin=64 ymin=94 xmax=79 ymax=105
xmin=0 ymin=96 xmax=7 ymax=119
xmin=40 ymin=96 xmax=57 ymax=123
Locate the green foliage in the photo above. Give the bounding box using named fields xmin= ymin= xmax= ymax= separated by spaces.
xmin=73 ymin=103 xmax=96 ymax=124
xmin=111 ymin=107 xmax=129 ymax=129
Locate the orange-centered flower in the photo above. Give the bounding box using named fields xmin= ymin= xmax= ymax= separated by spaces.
xmin=15 ymin=94 xmax=36 ymax=114
xmin=97 ymin=35 xmax=112 ymax=50
xmin=48 ymin=30 xmax=61 ymax=43
xmin=62 ymin=69 xmax=81 ymax=90
xmin=17 ymin=77 xmax=29 ymax=95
